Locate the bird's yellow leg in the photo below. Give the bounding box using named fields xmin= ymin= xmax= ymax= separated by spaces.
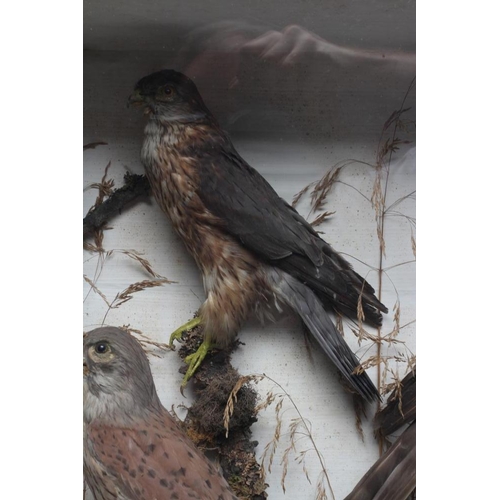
xmin=181 ymin=337 xmax=214 ymax=389
xmin=169 ymin=316 xmax=202 ymax=346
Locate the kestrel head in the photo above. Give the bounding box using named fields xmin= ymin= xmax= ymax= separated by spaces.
xmin=128 ymin=69 xmax=212 ymax=122
xmin=83 ymin=327 xmax=162 ymax=424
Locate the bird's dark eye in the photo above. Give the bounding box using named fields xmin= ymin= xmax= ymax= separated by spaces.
xmin=163 ymin=85 xmax=173 ymax=95
xmin=95 ymin=341 xmax=110 ymax=354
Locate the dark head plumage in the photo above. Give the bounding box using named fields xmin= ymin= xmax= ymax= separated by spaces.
xmin=129 ymin=69 xmax=212 ymax=122
xmin=134 ymin=69 xmax=198 ymax=96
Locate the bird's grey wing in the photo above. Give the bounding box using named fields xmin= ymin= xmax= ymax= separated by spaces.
xmin=86 ymin=417 xmax=237 ymax=500
xmin=196 ymin=147 xmax=387 ymax=324
xmin=269 ymin=270 xmax=379 ymax=401
xmin=196 ymin=148 xmax=326 ymax=264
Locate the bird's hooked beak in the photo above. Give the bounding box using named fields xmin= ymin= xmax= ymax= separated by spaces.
xmin=128 ymin=90 xmax=153 ymax=115
xmin=83 ymin=358 xmax=89 ymax=377
xmin=128 ymin=90 xmax=145 ymax=107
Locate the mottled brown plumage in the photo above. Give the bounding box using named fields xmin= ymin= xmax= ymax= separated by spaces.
xmin=83 ymin=327 xmax=238 ymax=500
xmin=129 ymin=70 xmax=388 ymax=401
xmin=139 ymin=97 xmax=264 ymax=347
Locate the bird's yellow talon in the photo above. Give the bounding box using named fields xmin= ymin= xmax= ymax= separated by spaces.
xmin=169 ymin=316 xmax=201 ymax=346
xmin=181 ymin=337 xmax=213 ymax=387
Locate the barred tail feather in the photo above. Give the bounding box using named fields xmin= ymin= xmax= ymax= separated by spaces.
xmin=267 ymin=269 xmax=380 ymax=402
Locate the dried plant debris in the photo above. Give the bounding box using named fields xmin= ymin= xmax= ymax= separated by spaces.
xmin=174 ymin=323 xmax=267 ymax=499
xmin=375 ymin=368 xmax=416 ymax=440
xmin=90 ymin=161 xmax=115 ymax=207
xmin=83 ymin=249 xmax=169 ymax=310
xmin=372 ymin=79 xmax=416 ymax=257
xmin=310 ymin=210 xmax=335 ymax=227
xmin=291 ymin=182 xmax=313 ymax=208
xmin=309 ymin=165 xmax=344 ymax=213
xmin=84 ymin=275 xmax=174 ymax=325
xmin=83 ymin=161 xmax=114 ymax=250
xmin=83 ymin=171 xmax=151 ymax=237
xmin=225 ymin=373 xmax=337 ymax=500
xmin=291 ymin=165 xmax=344 ymax=224
xmin=123 ymin=326 xmax=173 ymax=356
xmin=370 ymin=82 xmax=416 ymax=418
xmin=111 ymin=279 xmax=175 ymax=309
xmin=113 ymin=249 xmax=167 ymax=278
xmin=83 ymin=141 xmax=108 ymax=151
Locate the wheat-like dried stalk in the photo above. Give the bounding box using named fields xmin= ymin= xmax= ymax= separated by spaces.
xmin=112 ymin=278 xmax=174 ymax=308
xmin=83 ymin=275 xmax=112 ymax=308
xmin=223 ymin=374 xmax=264 ymax=438
xmin=225 ymin=374 xmax=336 ymax=499
xmin=310 ymin=211 xmax=335 ymax=227
xmin=292 ymin=182 xmax=313 ymax=208
xmin=117 ymin=250 xmax=167 ymax=278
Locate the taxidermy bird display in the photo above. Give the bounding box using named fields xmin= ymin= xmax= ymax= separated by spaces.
xmin=128 ymin=69 xmax=388 ymax=401
xmin=83 ymin=327 xmax=238 ymax=500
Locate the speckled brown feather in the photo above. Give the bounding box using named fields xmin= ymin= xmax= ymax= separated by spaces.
xmin=85 ymin=415 xmax=237 ymax=500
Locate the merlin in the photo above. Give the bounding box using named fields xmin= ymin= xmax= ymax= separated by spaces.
xmin=129 ymin=70 xmax=387 ymax=401
xmin=83 ymin=327 xmax=238 ymax=500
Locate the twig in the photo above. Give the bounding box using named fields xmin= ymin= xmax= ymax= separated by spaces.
xmin=84 ymin=141 xmax=108 ymax=151
xmin=373 ymin=78 xmax=416 ymax=435
xmin=83 ymin=173 xmax=151 ymax=236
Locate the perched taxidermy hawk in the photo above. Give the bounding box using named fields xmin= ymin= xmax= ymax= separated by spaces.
xmin=129 ymin=70 xmax=387 ymax=401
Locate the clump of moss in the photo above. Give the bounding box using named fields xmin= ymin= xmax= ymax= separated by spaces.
xmin=176 ymin=322 xmax=268 ymax=499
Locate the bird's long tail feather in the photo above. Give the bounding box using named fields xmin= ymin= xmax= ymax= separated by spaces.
xmin=344 ymin=422 xmax=416 ymax=500
xmin=267 ymin=269 xmax=379 ymax=402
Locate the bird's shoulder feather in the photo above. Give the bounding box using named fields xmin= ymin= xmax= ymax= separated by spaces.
xmin=192 ymin=142 xmax=326 ymax=265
